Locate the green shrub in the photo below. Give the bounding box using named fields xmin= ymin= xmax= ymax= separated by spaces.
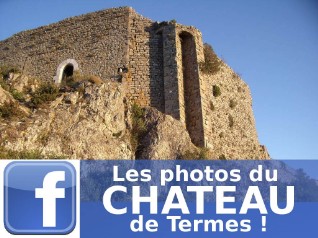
xmin=0 ymin=101 xmax=26 ymax=119
xmin=0 ymin=77 xmax=10 ymax=91
xmin=0 ymin=65 xmax=21 ymax=79
xmin=130 ymin=104 xmax=147 ymax=154
xmin=10 ymin=89 xmax=25 ymax=102
xmin=0 ymin=75 xmax=26 ymax=102
xmin=213 ymin=85 xmax=221 ymax=97
xmin=200 ymin=43 xmax=222 ymax=74
xmin=30 ymin=82 xmax=59 ymax=108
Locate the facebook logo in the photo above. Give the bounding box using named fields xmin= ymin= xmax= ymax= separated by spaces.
xmin=4 ymin=162 xmax=76 ymax=235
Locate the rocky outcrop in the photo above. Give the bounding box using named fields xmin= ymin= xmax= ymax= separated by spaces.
xmin=138 ymin=108 xmax=198 ymax=160
xmin=0 ymin=81 xmax=133 ymax=159
xmin=0 ymin=77 xmax=202 ymax=160
xmin=0 ymin=71 xmax=269 ymax=160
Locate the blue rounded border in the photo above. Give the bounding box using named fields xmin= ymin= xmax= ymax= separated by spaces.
xmin=3 ymin=161 xmax=77 ymax=235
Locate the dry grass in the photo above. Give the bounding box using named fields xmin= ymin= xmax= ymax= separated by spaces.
xmin=130 ymin=103 xmax=147 ymax=154
xmin=200 ymin=43 xmax=222 ymax=75
xmin=63 ymin=70 xmax=103 ymax=87
xmin=88 ymin=75 xmax=103 ymax=85
xmin=0 ymin=101 xmax=26 ymax=120
xmin=179 ymin=147 xmax=210 ymax=160
xmin=30 ymin=82 xmax=59 ymax=108
xmin=0 ymin=65 xmax=21 ymax=79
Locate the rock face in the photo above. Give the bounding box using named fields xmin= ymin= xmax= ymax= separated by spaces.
xmin=0 ymin=85 xmax=13 ymax=105
xmin=1 ymin=81 xmax=133 ymax=159
xmin=0 ymin=77 xmax=201 ymax=160
xmin=138 ymin=108 xmax=198 ymax=160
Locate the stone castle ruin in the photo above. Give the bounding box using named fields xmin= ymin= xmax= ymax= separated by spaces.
xmin=0 ymin=7 xmax=269 ymax=159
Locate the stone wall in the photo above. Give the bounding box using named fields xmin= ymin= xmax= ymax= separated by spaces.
xmin=0 ymin=7 xmax=131 ymax=82
xmin=127 ymin=10 xmax=167 ymax=112
xmin=150 ymin=23 xmax=206 ymax=147
xmin=126 ymin=10 xmax=153 ymax=108
xmin=201 ymin=64 xmax=269 ymax=159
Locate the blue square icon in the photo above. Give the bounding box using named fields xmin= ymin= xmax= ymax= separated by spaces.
xmin=4 ymin=161 xmax=76 ymax=235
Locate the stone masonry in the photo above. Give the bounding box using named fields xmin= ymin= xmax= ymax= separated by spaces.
xmin=0 ymin=7 xmax=269 ymax=159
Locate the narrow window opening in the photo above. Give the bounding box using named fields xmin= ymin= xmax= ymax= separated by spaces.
xmin=180 ymin=31 xmax=204 ymax=146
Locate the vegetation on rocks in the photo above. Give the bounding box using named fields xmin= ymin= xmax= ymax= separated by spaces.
xmin=213 ymin=85 xmax=221 ymax=97
xmin=0 ymin=77 xmax=10 ymax=91
xmin=30 ymin=82 xmax=59 ymax=108
xmin=0 ymin=147 xmax=42 ymax=159
xmin=0 ymin=101 xmax=26 ymax=120
xmin=1 ymin=77 xmax=26 ymax=102
xmin=0 ymin=65 xmax=21 ymax=79
xmin=11 ymin=89 xmax=25 ymax=102
xmin=130 ymin=103 xmax=147 ymax=155
xmin=200 ymin=43 xmax=222 ymax=75
xmin=0 ymin=147 xmax=66 ymax=160
xmin=0 ymin=68 xmax=26 ymax=102
xmin=62 ymin=70 xmax=103 ymax=89
xmin=179 ymin=147 xmax=210 ymax=160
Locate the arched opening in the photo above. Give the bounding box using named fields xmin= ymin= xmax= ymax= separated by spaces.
xmin=179 ymin=31 xmax=204 ymax=147
xmin=53 ymin=59 xmax=79 ymax=84
xmin=62 ymin=64 xmax=74 ymax=82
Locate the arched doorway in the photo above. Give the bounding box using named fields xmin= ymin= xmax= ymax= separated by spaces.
xmin=53 ymin=59 xmax=79 ymax=84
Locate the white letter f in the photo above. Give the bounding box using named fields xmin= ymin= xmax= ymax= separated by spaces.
xmin=35 ymin=171 xmax=65 ymax=227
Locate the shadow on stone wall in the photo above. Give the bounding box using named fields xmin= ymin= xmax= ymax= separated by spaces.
xmin=148 ymin=24 xmax=165 ymax=113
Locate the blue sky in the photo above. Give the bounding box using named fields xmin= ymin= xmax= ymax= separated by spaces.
xmin=0 ymin=0 xmax=317 ymax=160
